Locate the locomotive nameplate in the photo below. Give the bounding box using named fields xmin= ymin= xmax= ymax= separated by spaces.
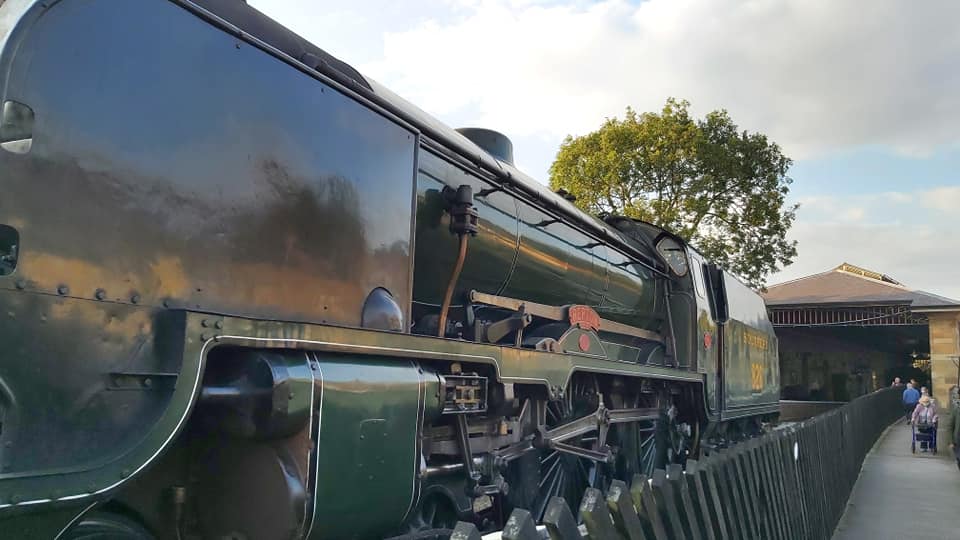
xmin=567 ymin=305 xmax=600 ymax=332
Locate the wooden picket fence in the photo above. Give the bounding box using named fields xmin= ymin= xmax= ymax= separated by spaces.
xmin=449 ymin=388 xmax=902 ymax=540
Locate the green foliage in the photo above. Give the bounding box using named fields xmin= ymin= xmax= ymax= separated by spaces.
xmin=549 ymin=98 xmax=797 ymax=289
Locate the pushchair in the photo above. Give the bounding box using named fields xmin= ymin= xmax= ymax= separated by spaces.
xmin=911 ymin=420 xmax=938 ymax=454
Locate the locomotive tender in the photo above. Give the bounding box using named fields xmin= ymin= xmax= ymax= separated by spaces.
xmin=0 ymin=1 xmax=779 ymax=538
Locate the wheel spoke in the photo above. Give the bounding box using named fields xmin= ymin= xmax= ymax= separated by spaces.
xmin=577 ymin=456 xmax=590 ymax=483
xmin=536 ymin=463 xmax=564 ymax=518
xmin=539 ymin=457 xmax=561 ymax=489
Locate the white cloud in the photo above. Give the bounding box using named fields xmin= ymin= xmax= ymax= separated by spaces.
xmin=881 ymin=192 xmax=914 ymax=204
xmin=251 ymin=0 xmax=960 ymax=163
xmin=771 ymin=186 xmax=960 ymax=300
xmin=920 ymin=186 xmax=960 ymax=212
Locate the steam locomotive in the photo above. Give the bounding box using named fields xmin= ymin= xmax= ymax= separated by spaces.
xmin=0 ymin=1 xmax=779 ymax=538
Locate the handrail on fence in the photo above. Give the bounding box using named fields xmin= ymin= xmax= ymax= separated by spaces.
xmin=449 ymin=388 xmax=903 ymax=540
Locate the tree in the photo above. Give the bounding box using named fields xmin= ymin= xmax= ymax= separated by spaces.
xmin=549 ymin=98 xmax=797 ymax=289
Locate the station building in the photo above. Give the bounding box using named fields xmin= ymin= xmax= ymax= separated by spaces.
xmin=763 ymin=263 xmax=960 ymax=407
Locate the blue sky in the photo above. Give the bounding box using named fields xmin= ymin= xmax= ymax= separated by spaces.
xmin=250 ymin=0 xmax=960 ymax=299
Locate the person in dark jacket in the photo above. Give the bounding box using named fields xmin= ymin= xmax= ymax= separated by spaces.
xmin=949 ymin=385 xmax=960 ymax=471
xmin=903 ymin=383 xmax=920 ymax=423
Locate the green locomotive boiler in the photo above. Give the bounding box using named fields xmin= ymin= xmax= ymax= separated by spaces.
xmin=0 ymin=1 xmax=779 ymax=538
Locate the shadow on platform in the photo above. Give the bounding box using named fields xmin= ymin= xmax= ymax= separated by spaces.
xmin=832 ymin=419 xmax=960 ymax=539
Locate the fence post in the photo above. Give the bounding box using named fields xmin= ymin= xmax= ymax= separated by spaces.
xmin=631 ymin=474 xmax=670 ymax=540
xmin=651 ymin=468 xmax=688 ymax=540
xmin=607 ymin=479 xmax=648 ymax=540
xmin=543 ymin=497 xmax=583 ymax=540
xmin=580 ymin=487 xmax=622 ymax=540
xmin=450 ymin=521 xmax=483 ymax=540
xmin=682 ymin=460 xmax=717 ymax=540
xmin=698 ymin=455 xmax=731 ymax=540
xmin=727 ymin=447 xmax=760 ymax=539
xmin=667 ymin=464 xmax=702 ymax=540
xmin=715 ymin=450 xmax=747 ymax=539
xmin=502 ymin=508 xmax=540 ymax=540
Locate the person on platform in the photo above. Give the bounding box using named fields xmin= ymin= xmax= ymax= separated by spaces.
xmin=912 ymin=395 xmax=939 ymax=451
xmin=891 ymin=377 xmax=902 ymax=387
xmin=912 ymin=395 xmax=938 ymax=423
xmin=902 ymin=383 xmax=920 ymax=423
xmin=949 ymin=385 xmax=960 ymax=471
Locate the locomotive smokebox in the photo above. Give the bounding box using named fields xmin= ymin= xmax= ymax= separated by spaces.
xmin=456 ymin=127 xmax=514 ymax=165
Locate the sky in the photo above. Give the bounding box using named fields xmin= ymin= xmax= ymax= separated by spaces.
xmin=250 ymin=0 xmax=960 ymax=299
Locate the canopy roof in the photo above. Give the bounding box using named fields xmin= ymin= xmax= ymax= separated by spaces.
xmin=764 ymin=263 xmax=960 ymax=309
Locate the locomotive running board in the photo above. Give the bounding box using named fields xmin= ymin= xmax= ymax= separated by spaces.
xmin=469 ymin=290 xmax=664 ymax=344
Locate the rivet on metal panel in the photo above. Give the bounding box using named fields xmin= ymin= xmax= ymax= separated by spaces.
xmin=200 ymin=333 xmax=209 ymax=341
xmin=57 ymin=284 xmax=69 ymax=295
xmin=214 ymin=320 xmax=223 ymax=330
xmin=131 ymin=293 xmax=141 ymax=304
xmin=14 ymin=279 xmax=25 ymax=290
xmin=201 ymin=319 xmax=210 ymax=328
xmin=95 ymin=288 xmax=107 ymax=300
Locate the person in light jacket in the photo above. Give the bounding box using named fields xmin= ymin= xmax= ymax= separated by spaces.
xmin=912 ymin=395 xmax=939 ymax=452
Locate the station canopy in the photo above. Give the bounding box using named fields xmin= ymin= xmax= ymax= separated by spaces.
xmin=764 ymin=262 xmax=960 ymax=327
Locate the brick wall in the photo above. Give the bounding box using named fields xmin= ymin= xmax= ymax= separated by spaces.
xmin=928 ymin=312 xmax=960 ymax=410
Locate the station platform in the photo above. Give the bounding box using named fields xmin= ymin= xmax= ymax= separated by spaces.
xmin=832 ymin=418 xmax=960 ymax=539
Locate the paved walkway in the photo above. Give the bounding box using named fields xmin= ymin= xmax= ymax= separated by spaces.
xmin=832 ymin=419 xmax=960 ymax=539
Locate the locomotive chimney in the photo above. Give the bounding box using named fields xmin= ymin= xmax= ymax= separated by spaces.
xmin=456 ymin=127 xmax=514 ymax=165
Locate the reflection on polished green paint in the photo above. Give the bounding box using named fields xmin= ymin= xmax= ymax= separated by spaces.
xmin=412 ymin=149 xmax=665 ymax=332
xmin=414 ymin=152 xmax=518 ymax=306
xmin=723 ymin=320 xmax=779 ymax=409
xmin=697 ymin=309 xmax=719 ymax=410
xmin=602 ymin=249 xmax=661 ymax=330
xmin=309 ymin=357 xmax=438 ymax=539
xmin=0 ymin=292 xmax=194 ymax=525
